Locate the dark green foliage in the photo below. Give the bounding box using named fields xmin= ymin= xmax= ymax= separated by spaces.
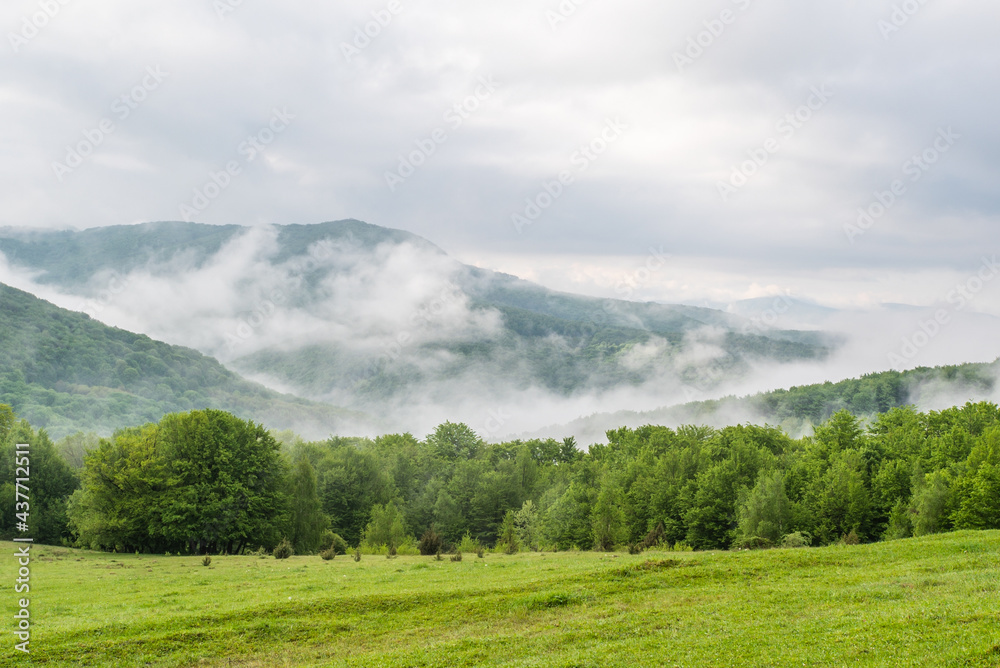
xmin=0 ymin=410 xmax=79 ymax=544
xmin=450 ymin=551 xmax=462 ymax=562
xmin=273 ymin=539 xmax=294 ymax=559
xmin=0 ymin=283 xmax=366 ymax=439
xmin=418 ymin=527 xmax=444 ymax=555
xmin=732 ymin=536 xmax=773 ymax=550
xmin=352 ymin=548 xmax=361 ymax=562
xmin=320 ymin=547 xmax=336 ymax=560
xmin=202 ymin=555 xmax=212 ymax=567
xmin=319 ymin=530 xmax=349 ymax=555
xmin=497 ymin=510 xmax=520 ymax=554
xmin=67 ymin=409 xmax=287 ymax=554
xmin=289 ymin=458 xmax=328 ymax=554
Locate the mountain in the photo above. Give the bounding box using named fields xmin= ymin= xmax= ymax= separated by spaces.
xmin=0 ymin=220 xmax=837 ymax=434
xmin=525 ymin=360 xmax=1000 ymax=444
xmin=0 ymin=283 xmax=375 ymax=439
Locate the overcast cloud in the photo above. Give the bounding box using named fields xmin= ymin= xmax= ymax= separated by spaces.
xmin=2 ymin=0 xmax=999 ymax=312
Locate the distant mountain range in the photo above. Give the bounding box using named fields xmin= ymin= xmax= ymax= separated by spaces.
xmin=0 ymin=220 xmax=835 ymax=426
xmin=0 ymin=221 xmax=997 ymax=441
xmin=0 ymin=282 xmax=374 ymax=439
xmin=524 ymin=360 xmax=1000 ymax=444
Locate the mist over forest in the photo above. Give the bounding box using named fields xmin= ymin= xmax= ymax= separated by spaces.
xmin=2 ymin=220 xmax=997 ymax=442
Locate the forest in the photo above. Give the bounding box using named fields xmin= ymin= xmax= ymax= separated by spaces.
xmin=2 ymin=398 xmax=999 ymax=556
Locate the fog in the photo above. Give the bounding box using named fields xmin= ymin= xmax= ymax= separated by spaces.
xmin=1 ymin=226 xmax=998 ymax=444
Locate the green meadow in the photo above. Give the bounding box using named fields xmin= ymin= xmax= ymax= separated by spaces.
xmin=6 ymin=531 xmax=1000 ymax=667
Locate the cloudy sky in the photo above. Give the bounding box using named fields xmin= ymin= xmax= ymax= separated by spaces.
xmin=2 ymin=0 xmax=999 ymax=312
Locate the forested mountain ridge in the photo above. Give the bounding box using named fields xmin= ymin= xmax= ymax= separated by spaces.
xmin=533 ymin=360 xmax=1000 ymax=442
xmin=0 ymin=220 xmax=836 ymax=415
xmin=0 ymin=283 xmax=374 ymax=438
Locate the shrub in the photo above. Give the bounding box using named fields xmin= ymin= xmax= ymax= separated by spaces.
xmin=842 ymin=530 xmax=860 ymax=546
xmin=353 ymin=548 xmax=361 ymax=562
xmin=476 ymin=548 xmax=484 ymax=559
xmin=419 ymin=527 xmax=444 ymax=556
xmin=434 ymin=549 xmax=443 ymax=561
xmin=320 ymin=547 xmax=336 ymax=561
xmin=202 ymin=555 xmax=212 ymax=567
xmin=450 ymin=551 xmax=462 ymax=562
xmin=780 ymin=531 xmax=811 ymax=548
xmin=627 ymin=543 xmax=643 ymax=555
xmin=273 ymin=539 xmax=294 ymax=560
xmin=457 ymin=532 xmax=480 ymax=554
xmin=732 ymin=536 xmax=773 ymax=551
xmin=641 ymin=522 xmax=666 ymax=550
xmin=388 ymin=545 xmax=397 ymax=557
xmin=320 ymin=530 xmax=349 ymax=555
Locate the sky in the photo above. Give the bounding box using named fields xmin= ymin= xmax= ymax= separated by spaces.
xmin=2 ymin=0 xmax=999 ymax=313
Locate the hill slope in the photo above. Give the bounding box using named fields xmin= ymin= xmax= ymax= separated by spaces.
xmin=530 ymin=359 xmax=1000 ymax=442
xmin=0 ymin=283 xmax=374 ymax=438
xmin=0 ymin=220 xmax=835 ymax=420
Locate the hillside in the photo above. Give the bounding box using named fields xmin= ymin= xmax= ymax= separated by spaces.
xmin=0 ymin=283 xmax=374 ymax=438
xmin=0 ymin=220 xmax=835 ymax=416
xmin=532 ymin=360 xmax=1000 ymax=442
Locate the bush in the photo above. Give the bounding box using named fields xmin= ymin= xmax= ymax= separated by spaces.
xmin=457 ymin=532 xmax=480 ymax=554
xmin=202 ymin=555 xmax=212 ymax=567
xmin=732 ymin=536 xmax=773 ymax=551
xmin=842 ymin=530 xmax=860 ymax=546
xmin=780 ymin=531 xmax=811 ymax=548
xmin=353 ymin=548 xmax=361 ymax=562
xmin=627 ymin=543 xmax=643 ymax=555
xmin=320 ymin=530 xmax=349 ymax=555
xmin=450 ymin=551 xmax=462 ymax=562
xmin=320 ymin=547 xmax=336 ymax=560
xmin=641 ymin=522 xmax=666 ymax=550
xmin=434 ymin=549 xmax=443 ymax=561
xmin=419 ymin=527 xmax=444 ymax=556
xmin=273 ymin=539 xmax=294 ymax=560
xmin=476 ymin=548 xmax=484 ymax=559
xmin=395 ymin=541 xmax=419 ymax=556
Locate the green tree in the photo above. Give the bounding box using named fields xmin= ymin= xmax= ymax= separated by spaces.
xmin=591 ymin=482 xmax=627 ymax=551
xmin=289 ymin=458 xmax=328 ymax=554
xmin=496 ymin=509 xmax=520 ymax=553
xmin=362 ymin=502 xmax=410 ymax=550
xmin=736 ymin=470 xmax=791 ymax=544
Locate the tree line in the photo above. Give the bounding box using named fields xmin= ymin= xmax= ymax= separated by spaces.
xmin=2 ymin=401 xmax=999 ymax=554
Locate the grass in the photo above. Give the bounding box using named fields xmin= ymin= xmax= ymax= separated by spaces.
xmin=4 ymin=531 xmax=1000 ymax=667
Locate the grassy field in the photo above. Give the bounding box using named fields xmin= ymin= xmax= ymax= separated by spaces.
xmin=4 ymin=531 xmax=1000 ymax=667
